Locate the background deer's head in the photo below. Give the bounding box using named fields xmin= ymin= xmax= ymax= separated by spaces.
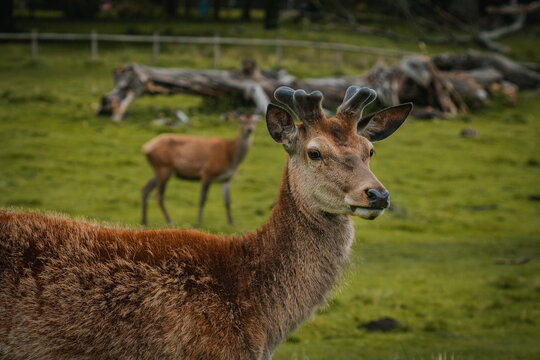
xmin=228 ymin=110 xmax=258 ymax=139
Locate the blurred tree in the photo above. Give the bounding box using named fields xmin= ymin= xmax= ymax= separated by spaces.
xmin=264 ymin=0 xmax=280 ymax=29
xmin=242 ymin=0 xmax=253 ymax=21
xmin=184 ymin=0 xmax=192 ymax=18
xmin=1 ymin=0 xmax=14 ymax=31
xmin=62 ymin=0 xmax=100 ymax=19
xmin=213 ymin=0 xmax=222 ymax=19
xmin=27 ymin=0 xmax=38 ymax=18
xmin=198 ymin=0 xmax=211 ymax=17
xmin=443 ymin=0 xmax=480 ymax=24
xmin=164 ymin=0 xmax=179 ymax=18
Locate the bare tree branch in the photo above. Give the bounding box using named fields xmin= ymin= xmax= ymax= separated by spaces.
xmin=354 ymin=0 xmax=533 ymax=53
xmin=486 ymin=1 xmax=540 ymax=14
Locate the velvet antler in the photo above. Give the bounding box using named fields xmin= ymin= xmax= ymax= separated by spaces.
xmin=337 ymin=86 xmax=377 ymax=123
xmin=274 ymin=86 xmax=325 ymax=125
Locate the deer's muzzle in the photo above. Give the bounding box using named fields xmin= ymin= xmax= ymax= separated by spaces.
xmin=365 ymin=189 xmax=390 ymax=209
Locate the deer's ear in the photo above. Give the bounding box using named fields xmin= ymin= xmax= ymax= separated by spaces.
xmin=357 ymin=103 xmax=412 ymax=142
xmin=266 ymin=103 xmax=298 ymax=151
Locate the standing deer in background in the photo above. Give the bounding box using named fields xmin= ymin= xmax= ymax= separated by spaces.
xmin=0 ymin=86 xmax=411 ymax=360
xmin=141 ymin=113 xmax=256 ymax=226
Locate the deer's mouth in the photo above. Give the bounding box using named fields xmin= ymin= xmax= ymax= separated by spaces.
xmin=349 ymin=206 xmax=385 ymax=220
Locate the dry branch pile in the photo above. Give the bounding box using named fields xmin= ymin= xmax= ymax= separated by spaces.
xmin=98 ymin=51 xmax=540 ymax=121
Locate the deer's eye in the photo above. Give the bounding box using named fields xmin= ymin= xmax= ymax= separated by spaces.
xmin=369 ymin=149 xmax=375 ymax=157
xmin=307 ymin=149 xmax=322 ymax=161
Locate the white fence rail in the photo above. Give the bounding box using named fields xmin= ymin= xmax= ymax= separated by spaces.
xmin=0 ymin=30 xmax=416 ymax=71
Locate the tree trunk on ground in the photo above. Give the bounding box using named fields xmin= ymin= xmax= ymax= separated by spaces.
xmin=97 ymin=53 xmax=540 ymax=121
xmin=433 ymin=50 xmax=540 ymax=89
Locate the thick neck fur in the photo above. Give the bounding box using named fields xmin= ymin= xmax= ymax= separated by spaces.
xmin=230 ymin=130 xmax=252 ymax=168
xmin=237 ymin=160 xmax=354 ymax=354
xmin=0 ymin=161 xmax=354 ymax=360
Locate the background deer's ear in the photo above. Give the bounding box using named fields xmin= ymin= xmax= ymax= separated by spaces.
xmin=357 ymin=103 xmax=412 ymax=142
xmin=266 ymin=103 xmax=298 ymax=151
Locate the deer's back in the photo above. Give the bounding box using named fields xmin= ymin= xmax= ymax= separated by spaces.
xmin=0 ymin=210 xmax=264 ymax=359
xmin=143 ymin=134 xmax=235 ymax=180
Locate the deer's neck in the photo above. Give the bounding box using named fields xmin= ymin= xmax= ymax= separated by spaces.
xmin=230 ymin=132 xmax=252 ymax=168
xmin=247 ymin=160 xmax=354 ymax=352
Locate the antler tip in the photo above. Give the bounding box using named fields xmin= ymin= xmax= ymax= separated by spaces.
xmin=272 ymin=87 xmax=325 ymax=124
xmin=339 ymin=86 xmax=377 ymax=121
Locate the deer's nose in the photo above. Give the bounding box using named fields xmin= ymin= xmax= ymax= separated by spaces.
xmin=365 ymin=189 xmax=390 ymax=209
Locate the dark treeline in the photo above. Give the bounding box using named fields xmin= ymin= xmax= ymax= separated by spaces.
xmin=3 ymin=0 xmax=539 ymax=32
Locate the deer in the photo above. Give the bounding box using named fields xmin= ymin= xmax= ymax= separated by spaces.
xmin=141 ymin=112 xmax=256 ymax=226
xmin=0 ymin=86 xmax=412 ymax=360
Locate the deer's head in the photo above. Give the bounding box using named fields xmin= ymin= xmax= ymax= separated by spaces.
xmin=230 ymin=111 xmax=257 ymax=139
xmin=266 ymin=86 xmax=412 ymax=220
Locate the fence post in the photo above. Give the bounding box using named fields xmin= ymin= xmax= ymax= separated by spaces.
xmin=91 ymin=30 xmax=98 ymax=61
xmin=152 ymin=31 xmax=160 ymax=64
xmin=275 ymin=44 xmax=282 ymax=68
xmin=213 ymin=35 xmax=220 ymax=68
xmin=335 ymin=51 xmax=343 ymax=73
xmin=31 ymin=29 xmax=38 ymax=62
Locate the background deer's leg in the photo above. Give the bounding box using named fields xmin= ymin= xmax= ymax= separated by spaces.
xmin=141 ymin=175 xmax=157 ymax=225
xmin=155 ymin=168 xmax=172 ymax=224
xmin=220 ymin=181 xmax=233 ymax=225
xmin=197 ymin=179 xmax=211 ymax=225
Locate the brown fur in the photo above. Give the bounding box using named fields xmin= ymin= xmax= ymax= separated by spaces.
xmin=0 ymin=166 xmax=352 ymax=360
xmin=141 ymin=115 xmax=255 ymax=225
xmin=0 ymin=87 xmax=410 ymax=359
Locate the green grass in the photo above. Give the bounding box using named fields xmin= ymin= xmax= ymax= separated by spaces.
xmin=1 ymin=19 xmax=540 ymax=359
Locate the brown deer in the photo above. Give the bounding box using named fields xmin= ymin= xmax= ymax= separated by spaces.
xmin=0 ymin=86 xmax=411 ymax=360
xmin=141 ymin=113 xmax=256 ymax=226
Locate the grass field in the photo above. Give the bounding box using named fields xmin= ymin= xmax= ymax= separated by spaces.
xmin=1 ymin=17 xmax=540 ymax=359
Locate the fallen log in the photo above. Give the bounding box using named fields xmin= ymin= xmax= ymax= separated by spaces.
xmin=433 ymin=50 xmax=540 ymax=89
xmin=444 ymin=72 xmax=488 ymax=108
xmin=461 ymin=67 xmax=503 ymax=86
xmin=98 ymin=60 xmax=280 ymax=121
xmin=97 ymin=52 xmax=540 ymax=121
